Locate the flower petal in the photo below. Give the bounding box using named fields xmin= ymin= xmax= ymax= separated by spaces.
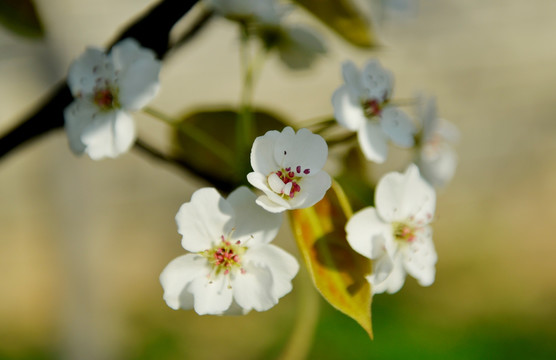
xmin=418 ymin=143 xmax=458 ymax=188
xmin=226 ymin=186 xmax=283 ymax=245
xmin=345 ymin=207 xmax=390 ymax=260
xmin=231 ymin=265 xmax=276 ymax=312
xmin=361 ymin=59 xmax=394 ymax=101
xmin=274 ymin=127 xmax=328 ymax=172
xmin=176 ymin=188 xmax=234 ymax=252
xmin=255 ymin=195 xmax=288 ymax=213
xmin=188 ymin=274 xmax=233 ymax=315
xmin=79 ymin=109 xmax=136 ymax=160
xmin=243 ymin=244 xmax=299 ymax=299
xmin=110 ymin=38 xmax=155 ymax=71
xmin=380 ymin=107 xmax=416 ymax=148
xmin=369 ymin=253 xmax=407 ymax=294
xmin=332 ymin=85 xmax=367 ymax=131
xmin=358 ymin=120 xmax=388 ymax=163
xmin=341 ymin=60 xmax=365 ymax=100
xmin=67 ymin=47 xmax=113 ymax=97
xmin=250 ymin=130 xmax=281 ymax=175
xmin=402 ymin=226 xmax=437 ymax=286
xmin=159 ymin=254 xmax=209 ymax=310
xmin=287 ymin=171 xmax=331 ymax=209
xmin=376 ymin=164 xmax=436 ymax=223
xmin=64 ymin=100 xmax=97 ymax=155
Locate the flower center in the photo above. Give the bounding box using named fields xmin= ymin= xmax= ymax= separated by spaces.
xmin=202 ymin=235 xmax=247 ymax=276
xmin=267 ymin=166 xmax=310 ymax=199
xmin=392 ymin=222 xmax=417 ymax=243
xmin=93 ymin=88 xmax=119 ymax=111
xmin=362 ymin=99 xmax=385 ymax=118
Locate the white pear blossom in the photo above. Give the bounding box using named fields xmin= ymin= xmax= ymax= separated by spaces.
xmin=345 ymin=164 xmax=437 ymax=295
xmin=247 ymin=127 xmax=331 ymax=213
xmin=415 ymin=96 xmax=459 ymax=188
xmin=160 ymin=186 xmax=299 ymax=315
xmin=331 ymin=59 xmax=416 ymax=163
xmin=64 ymin=38 xmax=161 ymax=160
xmin=205 ymin=0 xmax=275 ymax=21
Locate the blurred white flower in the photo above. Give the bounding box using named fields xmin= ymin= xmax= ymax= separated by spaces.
xmin=345 ymin=164 xmax=437 ymax=295
xmin=160 ymin=187 xmax=299 ymax=315
xmin=205 ymin=0 xmax=275 ymax=22
xmin=332 ymin=59 xmax=416 ymax=163
xmin=64 ymin=38 xmax=161 ymax=160
xmin=415 ymin=96 xmax=459 ymax=188
xmin=247 ymin=127 xmax=331 ymax=213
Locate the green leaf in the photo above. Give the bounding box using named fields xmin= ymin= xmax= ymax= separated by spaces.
xmin=0 ymin=0 xmax=44 ymax=39
xmin=289 ymin=181 xmax=373 ymax=339
xmin=171 ymin=108 xmax=289 ymax=187
xmin=292 ymin=0 xmax=376 ymax=48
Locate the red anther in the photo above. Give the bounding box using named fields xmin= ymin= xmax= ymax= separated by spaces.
xmin=288 ymin=171 xmax=295 ymax=178
xmin=296 ymin=166 xmax=301 ymax=173
xmin=224 ymin=269 xmax=229 ymax=275
xmin=285 ymin=167 xmax=291 ymax=171
xmin=240 ymin=268 xmax=246 ymax=274
xmin=303 ymin=169 xmax=310 ymax=174
xmin=236 ymin=240 xmax=241 ymax=245
xmin=233 ymin=255 xmax=239 ymax=262
xmin=276 ymin=171 xmax=282 ymax=177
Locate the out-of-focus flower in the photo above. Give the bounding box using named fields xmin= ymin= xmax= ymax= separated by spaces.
xmin=332 ymin=59 xmax=416 ymax=163
xmin=415 ymin=96 xmax=459 ymax=188
xmin=160 ymin=187 xmax=299 ymax=315
xmin=64 ymin=38 xmax=161 ymax=160
xmin=345 ymin=164 xmax=437 ymax=295
xmin=247 ymin=127 xmax=331 ymax=213
xmin=205 ymin=0 xmax=275 ymax=22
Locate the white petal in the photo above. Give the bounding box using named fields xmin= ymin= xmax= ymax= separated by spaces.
xmin=332 ymin=85 xmax=367 ymax=131
xmin=418 ymin=96 xmax=439 ymax=142
xmin=418 ymin=143 xmax=458 ymax=188
xmin=341 ymin=60 xmax=365 ymax=100
xmin=274 ymin=127 xmax=328 ymax=172
xmin=159 ymin=254 xmax=209 ymax=310
xmin=267 ymin=173 xmax=286 ymax=194
xmin=366 ymin=252 xmax=394 ymax=295
xmin=80 ymin=110 xmax=136 ymax=160
xmin=345 ymin=207 xmax=390 ymax=260
xmin=369 ymin=253 xmax=407 ymax=294
xmin=255 ymin=195 xmax=288 ymax=213
xmin=189 ymin=274 xmax=233 ymax=315
xmin=402 ymin=226 xmax=437 ymax=286
xmin=64 ymin=100 xmax=97 ymax=155
xmin=287 ymin=171 xmax=331 ymax=209
xmin=358 ymin=120 xmax=388 ymax=163
xmin=118 ymin=58 xmax=161 ymax=110
xmin=380 ymin=107 xmax=416 ymax=148
xmin=226 ymin=186 xmax=282 ymax=245
xmin=110 ymin=38 xmax=156 ymax=71
xmin=250 ymin=130 xmax=281 ymax=175
xmin=176 ymin=188 xmax=234 ymax=252
xmin=67 ymin=47 xmax=113 ymax=97
xmin=361 ymin=59 xmax=394 ymax=101
xmin=244 ymin=244 xmax=299 ymax=299
xmin=375 ymin=164 xmax=436 ymax=223
xmin=232 ymin=265 xmax=276 ymax=312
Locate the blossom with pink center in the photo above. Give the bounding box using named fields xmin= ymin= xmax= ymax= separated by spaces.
xmin=331 ymin=59 xmax=416 ymax=163
xmin=247 ymin=127 xmax=331 ymax=213
xmin=345 ymin=164 xmax=437 ymax=295
xmin=160 ymin=187 xmax=299 ymax=315
xmin=64 ymin=38 xmax=161 ymax=160
xmin=415 ymin=96 xmax=459 ymax=188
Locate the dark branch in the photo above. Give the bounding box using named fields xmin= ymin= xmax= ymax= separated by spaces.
xmin=0 ymin=0 xmax=200 ymax=160
xmin=134 ymin=138 xmax=235 ymax=193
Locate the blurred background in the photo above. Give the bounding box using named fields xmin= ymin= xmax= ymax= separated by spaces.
xmin=1 ymin=0 xmax=556 ymax=359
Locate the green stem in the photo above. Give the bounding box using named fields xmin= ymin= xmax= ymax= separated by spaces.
xmin=278 ymin=267 xmax=320 ymax=360
xmin=142 ymin=106 xmax=235 ymax=167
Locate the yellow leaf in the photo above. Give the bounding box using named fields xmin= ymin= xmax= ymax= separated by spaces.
xmin=289 ymin=181 xmax=373 ymax=339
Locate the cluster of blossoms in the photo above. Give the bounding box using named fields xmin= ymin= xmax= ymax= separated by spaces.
xmin=62 ymin=27 xmax=456 ymax=317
